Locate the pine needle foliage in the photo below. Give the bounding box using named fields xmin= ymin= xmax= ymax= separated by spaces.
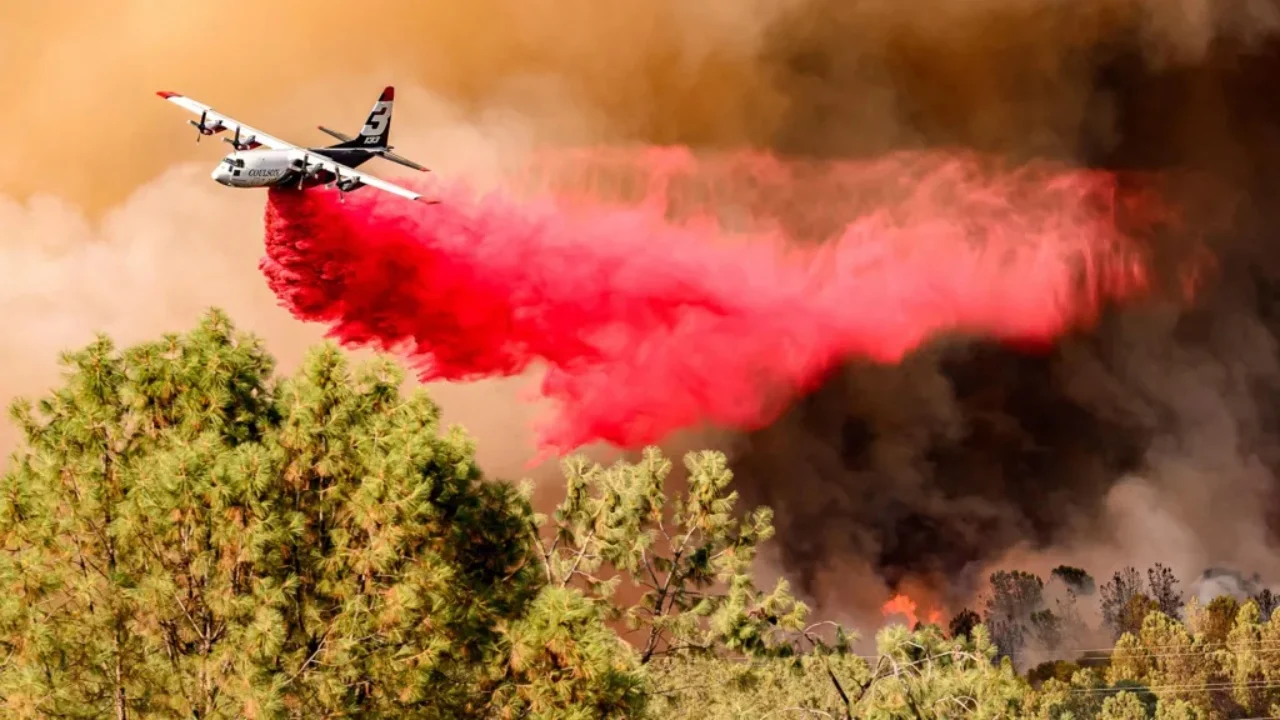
xmin=0 ymin=310 xmax=643 ymax=719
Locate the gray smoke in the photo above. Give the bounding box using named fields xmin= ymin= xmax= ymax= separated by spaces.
xmin=720 ymin=16 xmax=1280 ymax=624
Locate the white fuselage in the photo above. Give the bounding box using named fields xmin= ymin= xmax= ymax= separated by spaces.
xmin=210 ymin=149 xmax=313 ymax=188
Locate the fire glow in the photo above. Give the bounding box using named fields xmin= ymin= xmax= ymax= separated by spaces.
xmin=881 ymin=593 xmax=944 ymax=629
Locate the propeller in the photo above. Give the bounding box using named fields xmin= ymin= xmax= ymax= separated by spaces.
xmin=196 ymin=111 xmax=207 ymax=142
xmin=327 ymin=166 xmax=364 ymax=200
xmin=295 ymin=151 xmax=313 ymax=189
xmin=221 ymin=126 xmax=259 ymax=151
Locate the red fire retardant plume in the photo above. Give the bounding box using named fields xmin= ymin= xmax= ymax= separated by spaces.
xmin=260 ymin=149 xmax=1179 ymax=457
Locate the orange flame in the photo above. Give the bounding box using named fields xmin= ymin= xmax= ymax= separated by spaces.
xmin=881 ymin=593 xmax=943 ymax=628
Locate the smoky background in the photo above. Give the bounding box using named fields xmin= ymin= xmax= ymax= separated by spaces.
xmin=4 ymin=0 xmax=1280 ymax=646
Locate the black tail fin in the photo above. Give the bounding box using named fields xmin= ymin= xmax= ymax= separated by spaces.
xmin=334 ymin=86 xmax=394 ymax=149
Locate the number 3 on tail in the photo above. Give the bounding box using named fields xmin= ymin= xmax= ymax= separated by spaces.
xmin=363 ymin=105 xmax=390 ymax=137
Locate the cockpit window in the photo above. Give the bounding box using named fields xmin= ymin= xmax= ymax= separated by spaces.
xmin=235 ymin=159 xmax=245 ymax=168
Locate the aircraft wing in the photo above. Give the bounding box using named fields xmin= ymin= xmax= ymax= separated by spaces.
xmin=305 ymin=154 xmax=436 ymax=203
xmin=156 ymin=91 xmax=293 ymax=150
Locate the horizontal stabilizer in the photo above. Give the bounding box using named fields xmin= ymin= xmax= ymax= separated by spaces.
xmin=318 ymin=125 xmax=355 ymax=143
xmin=380 ymin=150 xmax=429 ymax=172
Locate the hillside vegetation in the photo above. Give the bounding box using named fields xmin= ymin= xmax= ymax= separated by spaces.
xmin=0 ymin=309 xmax=1273 ymax=719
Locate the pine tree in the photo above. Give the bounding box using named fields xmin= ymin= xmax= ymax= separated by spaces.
xmin=1100 ymin=690 xmax=1152 ymax=720
xmin=531 ymin=447 xmax=809 ymax=664
xmin=982 ymin=570 xmax=1045 ymax=661
xmin=0 ymin=310 xmax=643 ymax=718
xmin=1147 ymin=563 xmax=1185 ymax=619
xmin=851 ymin=623 xmax=1031 ymax=718
xmin=1101 ymin=567 xmax=1148 ymax=639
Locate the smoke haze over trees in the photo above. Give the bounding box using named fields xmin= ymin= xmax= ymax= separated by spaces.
xmin=8 ymin=0 xmax=1280 ymax=655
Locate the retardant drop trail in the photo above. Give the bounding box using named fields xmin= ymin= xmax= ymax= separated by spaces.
xmin=260 ymin=148 xmax=1186 ymax=457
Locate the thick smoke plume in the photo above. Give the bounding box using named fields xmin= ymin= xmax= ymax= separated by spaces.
xmin=261 ymin=149 xmax=1188 ymax=458
xmin=726 ymin=35 xmax=1280 ymax=624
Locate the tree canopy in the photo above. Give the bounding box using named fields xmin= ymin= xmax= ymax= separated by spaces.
xmin=0 ymin=308 xmax=1276 ymax=719
xmin=0 ymin=310 xmax=638 ymax=718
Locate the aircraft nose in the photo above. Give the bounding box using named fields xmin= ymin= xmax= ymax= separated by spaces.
xmin=210 ymin=164 xmax=231 ymax=185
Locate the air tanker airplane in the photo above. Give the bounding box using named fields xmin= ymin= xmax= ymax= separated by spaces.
xmin=156 ymin=86 xmax=436 ymax=203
